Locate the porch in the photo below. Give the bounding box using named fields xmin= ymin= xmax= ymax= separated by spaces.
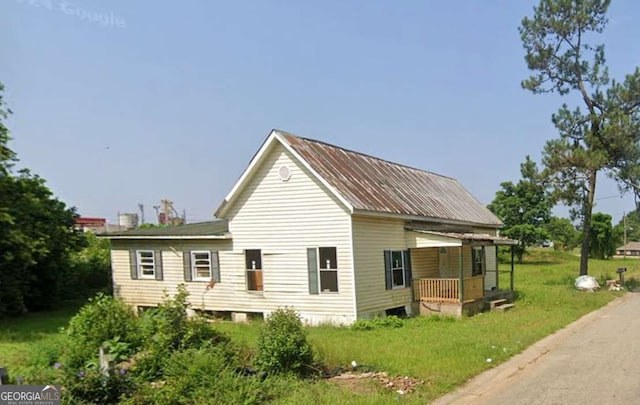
xmin=406 ymin=227 xmax=517 ymax=314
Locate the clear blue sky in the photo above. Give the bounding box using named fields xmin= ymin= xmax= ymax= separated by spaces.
xmin=2 ymin=1 xmax=639 ymax=225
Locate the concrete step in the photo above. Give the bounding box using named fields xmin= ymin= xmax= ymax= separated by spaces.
xmin=494 ymin=303 xmax=515 ymax=311
xmin=488 ymin=299 xmax=507 ymax=310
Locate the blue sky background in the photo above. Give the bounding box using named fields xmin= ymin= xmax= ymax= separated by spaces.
xmin=2 ymin=0 xmax=639 ymax=225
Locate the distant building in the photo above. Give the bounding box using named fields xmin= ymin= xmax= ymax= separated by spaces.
xmin=616 ymin=242 xmax=640 ymax=257
xmin=75 ymin=217 xmax=107 ymax=232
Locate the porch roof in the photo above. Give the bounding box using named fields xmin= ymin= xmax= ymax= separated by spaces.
xmin=406 ymin=228 xmax=518 ymax=248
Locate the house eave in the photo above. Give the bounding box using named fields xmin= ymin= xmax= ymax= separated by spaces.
xmin=104 ymin=234 xmax=232 ymax=241
xmin=407 ymin=229 xmax=518 ymax=246
xmin=353 ymin=209 xmax=503 ymax=229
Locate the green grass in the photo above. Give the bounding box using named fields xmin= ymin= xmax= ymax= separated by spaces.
xmin=0 ymin=305 xmax=79 ymax=383
xmin=1 ymin=250 xmax=638 ymax=403
xmin=217 ymin=249 xmax=637 ymax=403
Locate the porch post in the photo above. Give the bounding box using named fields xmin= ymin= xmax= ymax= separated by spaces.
xmin=459 ymin=246 xmax=464 ymax=303
xmin=510 ymin=245 xmax=515 ymax=291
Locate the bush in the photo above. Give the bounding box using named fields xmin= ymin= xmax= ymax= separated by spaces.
xmin=351 ymin=315 xmax=404 ymax=331
xmin=61 ymin=232 xmax=112 ymax=299
xmin=63 ymin=293 xmax=140 ymax=370
xmin=350 ymin=320 xmax=375 ymax=331
xmin=255 ymin=308 xmax=314 ymax=376
xmin=127 ymin=345 xmax=272 ymax=405
xmin=134 ymin=285 xmax=229 ymax=380
xmin=63 ymin=366 xmax=135 ymax=404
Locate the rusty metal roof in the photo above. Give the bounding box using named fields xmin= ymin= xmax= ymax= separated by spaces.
xmin=280 ymin=131 xmax=503 ymax=227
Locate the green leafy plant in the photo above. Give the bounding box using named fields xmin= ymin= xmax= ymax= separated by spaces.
xmin=351 ymin=315 xmax=404 ymax=331
xmin=63 ymin=366 xmax=135 ymax=404
xmin=63 ymin=293 xmax=140 ymax=370
xmin=255 ymin=307 xmax=314 ymax=376
xmin=134 ymin=285 xmax=229 ymax=380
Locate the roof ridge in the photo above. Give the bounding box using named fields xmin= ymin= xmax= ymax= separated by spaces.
xmin=275 ymin=129 xmax=457 ymax=181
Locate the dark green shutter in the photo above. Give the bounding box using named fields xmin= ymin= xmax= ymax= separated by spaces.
xmin=403 ymin=250 xmax=412 ymax=287
xmin=307 ymin=248 xmax=319 ymax=294
xmin=384 ymin=250 xmax=392 ymax=290
xmin=211 ymin=251 xmax=220 ymax=282
xmin=154 ymin=250 xmax=163 ymax=281
xmin=183 ymin=251 xmax=192 ymax=282
xmin=129 ymin=250 xmax=138 ymax=280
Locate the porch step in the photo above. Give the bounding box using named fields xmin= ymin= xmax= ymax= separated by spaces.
xmin=494 ymin=303 xmax=515 ymax=311
xmin=488 ymin=299 xmax=507 ymax=310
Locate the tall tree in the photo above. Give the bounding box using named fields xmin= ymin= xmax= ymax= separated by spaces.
xmin=613 ymin=210 xmax=640 ymax=245
xmin=520 ymin=0 xmax=640 ymax=275
xmin=488 ymin=156 xmax=552 ymax=263
xmin=0 ymin=83 xmax=85 ymax=315
xmin=589 ymin=212 xmax=615 ymax=259
xmin=544 ymin=216 xmax=580 ymax=250
xmin=0 ymin=82 xmax=16 ymax=174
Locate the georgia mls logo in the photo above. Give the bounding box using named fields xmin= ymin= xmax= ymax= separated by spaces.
xmin=41 ymin=385 xmax=59 ymax=397
xmin=0 ymin=384 xmax=61 ymax=405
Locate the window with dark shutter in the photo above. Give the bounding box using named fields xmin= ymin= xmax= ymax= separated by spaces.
xmin=384 ymin=250 xmax=410 ymax=289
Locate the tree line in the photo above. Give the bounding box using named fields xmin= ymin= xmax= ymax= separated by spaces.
xmin=489 ymin=0 xmax=640 ymax=270
xmin=0 ymin=83 xmax=111 ymax=317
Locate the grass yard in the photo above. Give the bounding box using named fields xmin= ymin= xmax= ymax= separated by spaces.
xmin=216 ymin=249 xmax=639 ymax=404
xmin=0 ymin=305 xmax=78 ymax=383
xmin=1 ymin=249 xmax=638 ymax=404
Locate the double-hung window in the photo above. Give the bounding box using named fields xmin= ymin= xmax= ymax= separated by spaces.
xmin=137 ymin=250 xmax=156 ymax=279
xmin=318 ymin=247 xmax=338 ymax=292
xmin=384 ymin=250 xmax=412 ymax=290
xmin=307 ymin=247 xmax=339 ymax=294
xmin=245 ymin=249 xmax=263 ymax=291
xmin=391 ymin=250 xmax=405 ymax=288
xmin=191 ymin=251 xmax=212 ymax=281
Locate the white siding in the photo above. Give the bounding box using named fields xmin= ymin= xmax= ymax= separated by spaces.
xmin=111 ymin=239 xmax=232 ymax=307
xmin=222 ymin=143 xmax=355 ymax=325
xmin=352 ymin=216 xmax=413 ymax=317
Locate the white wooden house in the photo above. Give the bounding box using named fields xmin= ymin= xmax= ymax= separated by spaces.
xmin=107 ymin=130 xmax=516 ymax=324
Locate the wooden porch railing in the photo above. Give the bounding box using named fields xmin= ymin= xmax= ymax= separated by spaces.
xmin=413 ymin=276 xmax=484 ymax=303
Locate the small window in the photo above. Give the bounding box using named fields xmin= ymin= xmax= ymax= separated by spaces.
xmin=137 ymin=250 xmax=155 ymax=279
xmin=472 ymin=247 xmax=483 ymax=276
xmin=391 ymin=250 xmax=405 ymax=288
xmin=191 ymin=251 xmax=212 ymax=281
xmin=319 ymin=247 xmax=338 ymax=292
xmin=245 ymin=249 xmax=263 ymax=291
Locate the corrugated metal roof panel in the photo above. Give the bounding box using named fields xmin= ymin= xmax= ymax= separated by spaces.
xmin=281 ymin=131 xmax=502 ymax=227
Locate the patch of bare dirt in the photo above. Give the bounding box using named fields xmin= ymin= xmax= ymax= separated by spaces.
xmin=330 ymin=371 xmax=423 ymax=395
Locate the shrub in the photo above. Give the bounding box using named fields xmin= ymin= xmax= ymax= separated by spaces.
xmin=350 ymin=320 xmax=375 ymax=331
xmin=61 ymin=232 xmax=112 ymax=299
xmin=254 ymin=308 xmax=314 ymax=376
xmin=63 ymin=366 xmax=135 ymax=404
xmin=121 ymin=344 xmax=297 ymax=405
xmin=134 ymin=285 xmax=229 ymax=380
xmin=64 ymin=293 xmax=140 ymax=370
xmin=372 ymin=315 xmax=403 ymax=328
xmin=350 ymin=315 xmax=404 ymax=331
